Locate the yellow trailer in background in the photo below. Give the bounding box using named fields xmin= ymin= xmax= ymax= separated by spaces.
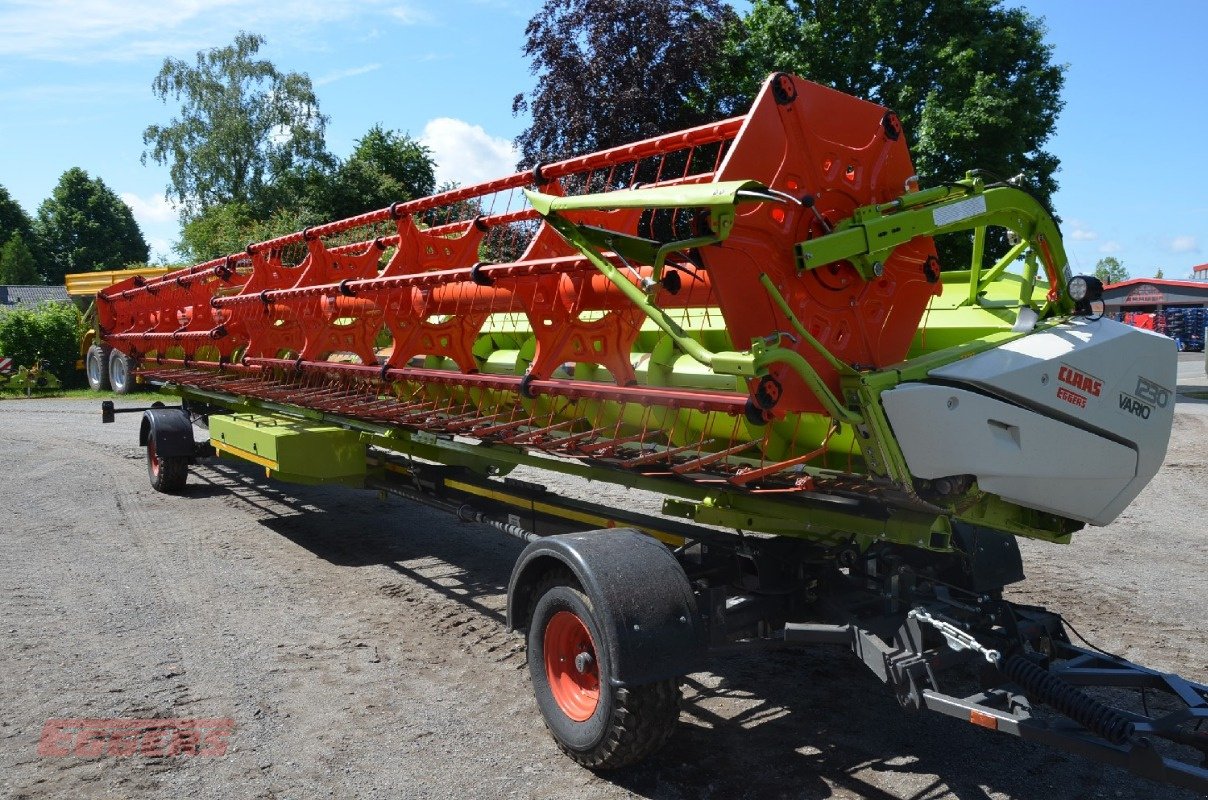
xmin=65 ymin=266 xmax=173 ymax=300
xmin=67 ymin=266 xmax=174 ymax=393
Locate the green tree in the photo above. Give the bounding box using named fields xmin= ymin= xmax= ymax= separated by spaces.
xmin=1154 ymin=267 xmax=1164 ymax=279
xmin=177 ymin=202 xmax=308 ymax=263
xmin=0 ymin=231 xmax=41 ymax=284
xmin=0 ymin=184 xmax=48 ymax=269
xmin=512 ymin=0 xmax=738 ymax=166
xmin=299 ymin=125 xmax=437 ymax=221
xmin=0 ymin=301 xmax=82 ymax=381
xmin=34 ymin=168 xmax=149 ymax=283
xmin=0 ymin=184 xmax=35 ymax=247
xmin=177 ymin=202 xmax=257 ymax=262
xmin=177 ymin=124 xmax=437 ymax=262
xmin=1094 ymin=256 xmax=1128 ymax=284
xmin=143 ymin=32 xmax=330 ymax=219
xmin=703 ymin=0 xmax=1065 ymax=268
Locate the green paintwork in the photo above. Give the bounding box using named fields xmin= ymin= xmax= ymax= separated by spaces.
xmin=798 ymin=177 xmax=1072 ymax=301
xmin=528 ymin=180 xmax=772 ymax=216
xmin=209 ymin=412 xmax=367 ymax=485
xmin=756 ymin=274 xmax=858 ymax=378
xmin=517 ymin=172 xmax=1080 ymax=548
xmin=526 ymin=183 xmax=772 ymax=287
xmin=146 ymin=171 xmax=1087 ymax=555
xmin=1 ymin=364 xmax=62 ymax=394
xmin=528 ymin=191 xmax=738 ymax=368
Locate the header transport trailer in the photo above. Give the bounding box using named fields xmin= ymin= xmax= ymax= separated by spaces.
xmin=96 ymin=74 xmax=1205 ymax=791
xmin=66 ymin=265 xmax=173 ymax=394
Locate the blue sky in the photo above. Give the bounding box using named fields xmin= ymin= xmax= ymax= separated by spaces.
xmin=0 ymin=0 xmax=1204 ymax=279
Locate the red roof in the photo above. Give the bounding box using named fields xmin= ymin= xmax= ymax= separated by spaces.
xmin=1105 ymin=277 xmax=1208 ymax=290
xmin=1194 ymin=263 xmax=1207 ymax=273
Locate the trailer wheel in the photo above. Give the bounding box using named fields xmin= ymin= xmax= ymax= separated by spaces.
xmin=108 ymin=350 xmax=134 ymax=395
xmin=86 ymin=344 xmax=111 ymax=391
xmin=146 ymin=435 xmax=188 ymax=493
xmin=528 ymin=580 xmax=680 ymax=769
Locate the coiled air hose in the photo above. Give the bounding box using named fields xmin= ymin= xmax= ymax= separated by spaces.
xmin=1004 ymin=655 xmax=1135 ymax=745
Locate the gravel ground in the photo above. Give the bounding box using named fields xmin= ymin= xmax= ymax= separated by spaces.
xmin=0 ymin=353 xmax=1204 ymax=800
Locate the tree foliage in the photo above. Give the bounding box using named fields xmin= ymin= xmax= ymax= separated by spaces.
xmin=142 ymin=32 xmax=439 ymax=262
xmin=34 ymin=168 xmax=149 ymax=283
xmin=512 ymin=0 xmax=738 ymax=166
xmin=0 ymin=301 xmax=82 ymax=381
xmin=0 ymin=232 xmax=40 ymax=284
xmin=177 ymin=202 xmax=258 ymax=262
xmin=709 ymin=1 xmax=1065 ymax=203
xmin=177 ymin=202 xmax=309 ymax=263
xmin=143 ymin=32 xmax=329 ymax=219
xmin=288 ymin=125 xmax=437 ymax=222
xmin=0 ymin=184 xmax=46 ymax=272
xmin=0 ymin=184 xmax=35 ymax=248
xmin=177 ymin=125 xmax=437 ymax=262
xmin=1094 ymin=256 xmax=1128 ymax=285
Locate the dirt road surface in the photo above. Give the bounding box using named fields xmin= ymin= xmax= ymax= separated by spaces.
xmin=1 ymin=354 xmax=1205 ymax=799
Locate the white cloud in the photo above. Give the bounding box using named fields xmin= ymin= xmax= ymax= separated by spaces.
xmin=1170 ymin=235 xmax=1199 ymax=254
xmin=147 ymin=237 xmax=174 ymax=261
xmin=1067 ymin=220 xmax=1097 ymax=241
xmin=1098 ymin=241 xmax=1122 ymax=255
xmin=315 ymin=63 xmax=381 ymax=87
xmin=420 ymin=117 xmax=518 ymax=187
xmin=120 ymin=191 xmax=180 ymax=225
xmin=0 ymin=1 xmax=431 ymax=62
xmin=121 ymin=193 xmax=181 ymax=260
xmin=389 ymin=4 xmax=434 ymax=24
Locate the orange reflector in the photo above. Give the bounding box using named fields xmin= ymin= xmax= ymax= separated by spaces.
xmin=969 ymin=710 xmax=998 ymax=730
xmin=786 ymin=179 xmax=799 ymax=191
xmin=771 ymin=207 xmax=786 ymax=224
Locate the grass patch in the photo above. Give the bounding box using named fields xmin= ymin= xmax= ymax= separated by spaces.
xmin=1 ymin=388 xmax=170 ymax=402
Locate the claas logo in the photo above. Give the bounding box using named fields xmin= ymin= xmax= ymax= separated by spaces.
xmin=1058 ymin=364 xmax=1102 ymax=397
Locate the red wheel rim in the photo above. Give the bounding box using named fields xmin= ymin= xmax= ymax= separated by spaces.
xmin=544 ymin=610 xmax=600 ymax=721
xmin=148 ymin=438 xmax=160 ymax=477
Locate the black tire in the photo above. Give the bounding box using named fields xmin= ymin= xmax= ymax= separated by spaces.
xmin=527 ymin=580 xmax=680 ymax=769
xmin=147 ymin=434 xmax=188 ymax=493
xmin=108 ymin=349 xmax=134 ymax=395
xmin=86 ymin=344 xmax=110 ymax=392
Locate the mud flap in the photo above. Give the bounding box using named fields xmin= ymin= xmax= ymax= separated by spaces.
xmin=507 ymin=529 xmax=707 ymax=687
xmin=138 ymin=407 xmax=196 ymax=459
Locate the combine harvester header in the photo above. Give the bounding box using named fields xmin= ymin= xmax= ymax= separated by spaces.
xmin=97 ymin=74 xmax=1204 ymax=789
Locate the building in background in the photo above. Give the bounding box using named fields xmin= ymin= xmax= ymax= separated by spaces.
xmin=1104 ymin=278 xmax=1208 ymax=351
xmin=0 ymin=285 xmax=70 ymax=311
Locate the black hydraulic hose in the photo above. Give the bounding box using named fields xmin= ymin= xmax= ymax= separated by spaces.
xmin=1004 ymin=655 xmax=1135 ymax=745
